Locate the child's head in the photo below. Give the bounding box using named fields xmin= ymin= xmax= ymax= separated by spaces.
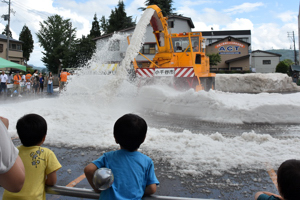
xmin=16 ymin=114 xmax=47 ymax=147
xmin=277 ymin=159 xmax=300 ymax=200
xmin=113 ymin=114 xmax=147 ymax=152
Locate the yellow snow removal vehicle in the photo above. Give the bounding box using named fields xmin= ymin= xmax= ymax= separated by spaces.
xmin=131 ymin=5 xmax=215 ymax=91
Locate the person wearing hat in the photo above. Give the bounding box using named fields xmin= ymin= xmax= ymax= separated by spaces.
xmin=12 ymin=71 xmax=22 ymax=97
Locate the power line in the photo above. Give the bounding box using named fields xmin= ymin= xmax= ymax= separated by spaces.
xmin=12 ymin=1 xmax=51 ymax=19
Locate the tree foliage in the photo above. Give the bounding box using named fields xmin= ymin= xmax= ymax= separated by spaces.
xmin=36 ymin=15 xmax=76 ymax=73
xmin=19 ymin=25 xmax=34 ymax=65
xmin=282 ymin=59 xmax=293 ymax=66
xmin=101 ymin=1 xmax=135 ymax=34
xmin=68 ymin=35 xmax=96 ymax=68
xmin=2 ymin=24 xmax=12 ymax=38
xmin=276 ymin=61 xmax=289 ymax=74
xmin=207 ymin=53 xmax=221 ymax=67
xmin=139 ymin=0 xmax=175 ymax=16
xmin=89 ymin=14 xmax=101 ymax=38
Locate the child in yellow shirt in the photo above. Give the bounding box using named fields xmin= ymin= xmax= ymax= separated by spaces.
xmin=3 ymin=114 xmax=61 ymax=200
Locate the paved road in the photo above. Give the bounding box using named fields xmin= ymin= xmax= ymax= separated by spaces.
xmin=0 ymin=92 xmax=284 ymax=200
xmin=0 ymin=138 xmax=279 ymax=200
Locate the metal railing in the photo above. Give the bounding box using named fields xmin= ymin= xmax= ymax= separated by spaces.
xmin=45 ymin=185 xmax=217 ymax=200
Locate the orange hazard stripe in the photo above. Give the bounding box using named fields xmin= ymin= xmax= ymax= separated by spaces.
xmin=66 ymin=173 xmax=86 ymax=187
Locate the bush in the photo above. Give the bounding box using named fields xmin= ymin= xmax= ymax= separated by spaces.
xmin=276 ymin=61 xmax=289 ymax=74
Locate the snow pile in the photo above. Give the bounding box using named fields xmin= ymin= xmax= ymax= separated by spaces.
xmin=216 ymin=73 xmax=300 ymax=93
xmin=1 ymin=93 xmax=300 ymax=176
xmin=136 ymin=85 xmax=300 ymax=124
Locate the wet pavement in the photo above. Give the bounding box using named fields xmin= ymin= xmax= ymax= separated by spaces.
xmin=0 ymin=138 xmax=279 ymax=200
xmin=0 ymin=91 xmax=285 ymax=200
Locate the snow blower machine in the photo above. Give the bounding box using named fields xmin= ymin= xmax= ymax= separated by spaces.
xmin=131 ymin=5 xmax=215 ymax=91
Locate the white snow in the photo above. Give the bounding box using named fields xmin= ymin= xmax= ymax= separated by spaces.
xmin=1 ymin=7 xmax=300 ymax=177
xmin=2 ymin=73 xmax=300 ymax=176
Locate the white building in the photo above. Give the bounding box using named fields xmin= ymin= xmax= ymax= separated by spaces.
xmin=251 ymin=50 xmax=281 ymax=73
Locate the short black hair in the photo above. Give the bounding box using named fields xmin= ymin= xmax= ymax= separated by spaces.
xmin=113 ymin=114 xmax=147 ymax=152
xmin=277 ymin=159 xmax=300 ymax=200
xmin=16 ymin=114 xmax=47 ymax=147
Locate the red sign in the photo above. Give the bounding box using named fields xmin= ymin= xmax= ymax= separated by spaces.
xmin=215 ymin=42 xmax=245 ymax=48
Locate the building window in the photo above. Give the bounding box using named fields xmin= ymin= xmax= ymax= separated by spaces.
xmin=10 ymin=43 xmax=17 ymax=50
xmin=11 ymin=60 xmax=20 ymax=64
xmin=0 ymin=44 xmax=3 ymax=52
xmin=9 ymin=43 xmax=22 ymax=51
xmin=231 ymin=67 xmax=242 ymax=70
xmin=263 ymin=60 xmax=271 ymax=65
xmin=141 ymin=43 xmax=156 ymax=54
xmin=168 ymin=21 xmax=174 ymax=28
xmin=108 ymin=40 xmax=120 ymax=51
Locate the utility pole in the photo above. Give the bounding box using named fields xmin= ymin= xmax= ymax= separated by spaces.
xmin=2 ymin=0 xmax=11 ymax=60
xmin=287 ymin=31 xmax=298 ymax=65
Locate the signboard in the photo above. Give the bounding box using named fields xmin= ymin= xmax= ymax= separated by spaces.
xmin=215 ymin=41 xmax=245 ymax=55
xmin=155 ymin=68 xmax=175 ymax=76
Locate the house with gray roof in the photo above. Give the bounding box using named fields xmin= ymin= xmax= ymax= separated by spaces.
xmin=0 ymin=34 xmax=24 ymax=65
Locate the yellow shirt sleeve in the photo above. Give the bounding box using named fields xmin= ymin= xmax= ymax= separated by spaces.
xmin=46 ymin=149 xmax=62 ymax=175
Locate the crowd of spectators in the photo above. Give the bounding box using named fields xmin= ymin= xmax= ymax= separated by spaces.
xmin=0 ymin=68 xmax=71 ymax=97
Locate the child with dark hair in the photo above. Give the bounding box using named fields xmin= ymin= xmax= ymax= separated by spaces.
xmin=255 ymin=159 xmax=300 ymax=200
xmin=3 ymin=114 xmax=61 ymax=200
xmin=84 ymin=113 xmax=159 ymax=200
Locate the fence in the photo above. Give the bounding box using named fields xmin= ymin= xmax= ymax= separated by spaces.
xmin=45 ymin=185 xmax=217 ymax=200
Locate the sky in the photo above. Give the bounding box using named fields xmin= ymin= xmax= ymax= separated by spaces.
xmin=0 ymin=0 xmax=299 ymax=67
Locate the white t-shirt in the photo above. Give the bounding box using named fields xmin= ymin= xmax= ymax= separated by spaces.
xmin=0 ymin=120 xmax=18 ymax=174
xmin=0 ymin=74 xmax=8 ymax=83
xmin=7 ymin=75 xmax=13 ymax=83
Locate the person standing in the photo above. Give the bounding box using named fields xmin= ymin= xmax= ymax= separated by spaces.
xmin=0 ymin=116 xmax=25 ymax=193
xmin=7 ymin=71 xmax=13 ymax=84
xmin=25 ymin=71 xmax=32 ymax=93
xmin=31 ymin=70 xmax=39 ymax=94
xmin=39 ymin=73 xmax=44 ymax=94
xmin=12 ymin=71 xmax=22 ymax=97
xmin=59 ymin=69 xmax=70 ymax=92
xmin=0 ymin=71 xmax=8 ymax=95
xmin=47 ymin=72 xmax=53 ymax=94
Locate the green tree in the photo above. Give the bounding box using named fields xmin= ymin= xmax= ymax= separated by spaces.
xmin=276 ymin=61 xmax=289 ymax=74
xmin=68 ymin=35 xmax=96 ymax=68
xmin=139 ymin=0 xmax=175 ymax=16
xmin=101 ymin=1 xmax=135 ymax=34
xmin=207 ymin=53 xmax=221 ymax=67
xmin=282 ymin=59 xmax=293 ymax=66
xmin=2 ymin=24 xmax=12 ymax=38
xmin=89 ymin=14 xmax=101 ymax=38
xmin=100 ymin=16 xmax=108 ymax=34
xmin=19 ymin=25 xmax=34 ymax=65
xmin=36 ymin=15 xmax=76 ymax=73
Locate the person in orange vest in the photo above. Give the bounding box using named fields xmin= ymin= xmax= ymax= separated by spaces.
xmin=25 ymin=71 xmax=32 ymax=93
xmin=59 ymin=69 xmax=70 ymax=92
xmin=25 ymin=71 xmax=32 ymax=82
xmin=12 ymin=71 xmax=22 ymax=97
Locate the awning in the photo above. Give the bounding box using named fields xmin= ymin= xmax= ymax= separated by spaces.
xmin=0 ymin=57 xmax=26 ymax=71
xmin=291 ymin=65 xmax=300 ymax=72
